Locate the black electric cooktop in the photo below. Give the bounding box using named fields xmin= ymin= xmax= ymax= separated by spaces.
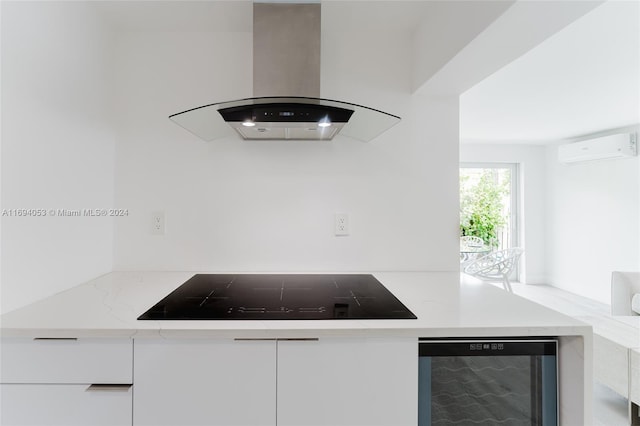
xmin=138 ymin=274 xmax=417 ymax=320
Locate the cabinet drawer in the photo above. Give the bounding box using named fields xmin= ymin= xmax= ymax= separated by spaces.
xmin=1 ymin=338 xmax=132 ymax=384
xmin=0 ymin=383 xmax=132 ymax=426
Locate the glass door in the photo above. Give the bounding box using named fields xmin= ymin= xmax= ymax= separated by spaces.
xmin=460 ymin=163 xmax=520 ymax=280
xmin=460 ymin=163 xmax=518 ymax=251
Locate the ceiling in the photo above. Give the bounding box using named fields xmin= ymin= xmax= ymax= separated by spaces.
xmin=460 ymin=0 xmax=640 ymax=144
xmin=92 ymin=1 xmax=433 ymax=33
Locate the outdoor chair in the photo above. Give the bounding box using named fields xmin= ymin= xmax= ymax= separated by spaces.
xmin=459 ymin=236 xmax=491 ymax=266
xmin=463 ymin=247 xmax=523 ymax=293
xmin=460 ymin=236 xmax=484 ymax=247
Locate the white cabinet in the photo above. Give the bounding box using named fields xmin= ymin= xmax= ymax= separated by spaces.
xmin=1 ymin=336 xmax=417 ymax=426
xmin=277 ymin=337 xmax=417 ymax=426
xmin=132 ymin=337 xmax=417 ymax=426
xmin=133 ymin=339 xmax=277 ymax=426
xmin=1 ymin=338 xmax=133 ymax=383
xmin=1 ymin=384 xmax=132 ymax=426
xmin=0 ymin=338 xmax=133 ymax=426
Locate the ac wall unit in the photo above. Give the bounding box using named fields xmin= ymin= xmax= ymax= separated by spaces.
xmin=558 ymin=133 xmax=638 ymax=163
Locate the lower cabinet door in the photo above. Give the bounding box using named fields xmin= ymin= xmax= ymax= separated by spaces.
xmin=276 ymin=337 xmax=418 ymax=426
xmin=133 ymin=339 xmax=277 ymax=426
xmin=0 ymin=383 xmax=132 ymax=426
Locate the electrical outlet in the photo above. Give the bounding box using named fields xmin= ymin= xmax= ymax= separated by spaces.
xmin=334 ymin=213 xmax=349 ymax=236
xmin=151 ymin=211 xmax=165 ymax=235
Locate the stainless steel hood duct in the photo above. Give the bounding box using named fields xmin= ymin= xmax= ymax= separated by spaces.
xmin=169 ymin=2 xmax=400 ymax=142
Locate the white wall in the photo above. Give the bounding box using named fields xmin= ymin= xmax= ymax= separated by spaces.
xmin=0 ymin=3 xmax=462 ymax=314
xmin=459 ymin=143 xmax=547 ymax=283
xmin=1 ymin=2 xmax=115 ymax=313
xmin=545 ymin=135 xmax=640 ymax=304
xmin=112 ymin=27 xmax=460 ymax=272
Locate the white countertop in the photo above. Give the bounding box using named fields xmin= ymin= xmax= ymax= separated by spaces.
xmin=575 ymin=314 xmax=640 ymax=348
xmin=0 ymin=271 xmax=591 ymax=339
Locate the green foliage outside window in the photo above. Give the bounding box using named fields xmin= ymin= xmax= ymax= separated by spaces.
xmin=460 ymin=169 xmax=509 ymax=247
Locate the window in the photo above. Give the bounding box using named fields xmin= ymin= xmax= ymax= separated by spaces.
xmin=460 ymin=163 xmax=520 ymax=277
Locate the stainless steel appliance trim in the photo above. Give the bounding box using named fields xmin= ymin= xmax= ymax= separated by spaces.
xmin=253 ymin=3 xmax=321 ymax=98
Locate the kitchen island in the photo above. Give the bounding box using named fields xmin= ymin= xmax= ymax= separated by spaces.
xmin=1 ymin=271 xmax=592 ymax=425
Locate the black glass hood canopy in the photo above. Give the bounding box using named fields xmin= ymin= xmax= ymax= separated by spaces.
xmin=169 ymin=96 xmax=401 ymax=142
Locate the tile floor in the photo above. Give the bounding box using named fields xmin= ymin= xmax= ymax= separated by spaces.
xmin=593 ymin=381 xmax=630 ymax=426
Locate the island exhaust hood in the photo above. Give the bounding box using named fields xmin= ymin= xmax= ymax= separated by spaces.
xmin=169 ymin=2 xmax=400 ymax=142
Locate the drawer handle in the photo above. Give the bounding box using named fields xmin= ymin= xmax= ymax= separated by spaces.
xmin=33 ymin=337 xmax=78 ymax=341
xmin=234 ymin=338 xmax=277 ymax=341
xmin=234 ymin=338 xmax=319 ymax=342
xmin=86 ymin=384 xmax=132 ymax=392
xmin=277 ymin=338 xmax=319 ymax=342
